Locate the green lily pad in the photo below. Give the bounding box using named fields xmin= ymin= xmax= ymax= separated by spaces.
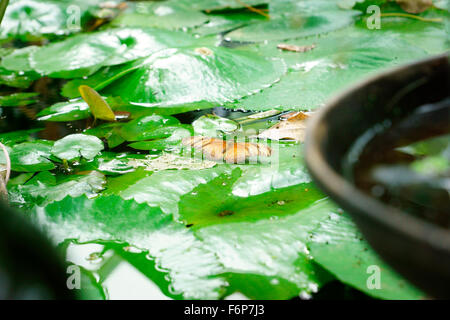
xmin=183 ymin=0 xmax=269 ymax=12
xmin=120 ymin=165 xmax=233 ymax=214
xmin=1 ymin=46 xmax=39 ymax=72
xmin=60 ymin=62 xmax=140 ymax=99
xmin=9 ymin=140 xmax=55 ymax=172
xmin=51 ymin=134 xmax=104 ymax=161
xmin=0 ymin=66 xmax=40 ymax=88
xmin=232 ymin=143 xmax=313 ymax=197
xmin=36 ymin=96 xmax=128 ymax=122
xmin=0 ymin=0 xmax=108 ymax=40
xmin=0 ymin=92 xmax=39 ymax=107
xmin=1 ymin=0 xmax=71 ymax=40
xmin=119 ymin=114 xmax=180 ymax=142
xmin=192 ymin=114 xmax=239 ymax=137
xmin=225 ymin=3 xmax=360 ymax=42
xmin=104 ymin=28 xmax=199 ymax=66
xmin=101 ymin=47 xmax=286 ymax=109
xmin=84 ymin=123 xmax=125 ymax=149
xmin=112 ymin=2 xmax=209 ymax=30
xmin=29 ymin=27 xmax=200 ymax=79
xmin=29 ymin=32 xmax=122 ymax=78
xmin=191 ymin=12 xmax=266 ymax=36
xmin=30 ymin=195 xmax=228 ymax=299
xmin=308 ymin=211 xmax=425 ymax=299
xmin=0 ymin=128 xmax=42 ymax=146
xmin=178 ymin=167 xmax=326 ymax=228
xmin=8 ymin=170 xmax=105 ymax=208
xmin=128 ymin=125 xmax=194 ymax=151
xmin=36 ymin=99 xmax=91 ymax=122
xmin=233 ymin=26 xmax=430 ymax=111
xmin=76 ymin=152 xmax=137 ymax=176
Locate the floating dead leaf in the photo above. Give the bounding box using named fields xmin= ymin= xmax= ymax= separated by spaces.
xmin=279 ymin=111 xmax=310 ymax=120
xmin=195 ymin=47 xmax=214 ymax=56
xmin=182 ymin=136 xmax=272 ymax=164
xmin=277 ymin=44 xmax=316 ymax=53
xmin=396 ymin=0 xmax=432 ymax=13
xmin=100 ymin=1 xmax=128 ymax=10
xmin=257 ymin=111 xmax=311 ymax=142
xmin=128 ymin=153 xmax=217 ymax=171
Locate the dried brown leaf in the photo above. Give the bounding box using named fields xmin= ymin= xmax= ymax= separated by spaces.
xmin=182 ymin=136 xmax=272 ymax=164
xmin=257 ymin=111 xmax=311 ymax=142
xmin=396 ymin=0 xmax=433 ymax=13
xmin=277 ymin=44 xmax=316 ymax=53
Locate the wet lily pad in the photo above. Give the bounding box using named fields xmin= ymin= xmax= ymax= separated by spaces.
xmin=1 ymin=0 xmax=73 ymax=40
xmin=308 ymin=211 xmax=425 ymax=299
xmin=233 ymin=27 xmax=429 ymax=111
xmin=36 ymin=99 xmax=90 ymax=122
xmin=31 ymin=195 xmax=228 ymax=299
xmin=0 ymin=92 xmax=39 ymax=107
xmin=0 ymin=128 xmax=42 ymax=146
xmin=183 ymin=0 xmax=269 ymax=12
xmin=119 ymin=114 xmax=180 ymax=142
xmin=8 ymin=170 xmax=105 ymax=208
xmin=225 ymin=2 xmax=360 ymax=42
xmin=193 ymin=114 xmax=239 ymax=137
xmin=28 ymin=27 xmax=200 ymax=79
xmin=84 ymin=123 xmax=125 ymax=149
xmin=29 ymin=32 xmax=122 ymax=78
xmin=51 ymin=134 xmax=104 ymax=161
xmin=112 ymin=2 xmax=209 ymax=30
xmin=128 ymin=125 xmax=194 ymax=151
xmin=101 ymin=47 xmax=286 ymax=109
xmin=9 ymin=140 xmax=55 ymax=172
xmin=1 ymin=46 xmax=39 ymax=72
xmin=104 ymin=28 xmax=199 ymax=66
xmin=191 ymin=12 xmax=266 ymax=36
xmin=178 ymin=167 xmax=326 ymax=227
xmin=0 ymin=66 xmax=40 ymax=88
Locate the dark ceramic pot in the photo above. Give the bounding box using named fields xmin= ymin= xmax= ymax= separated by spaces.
xmin=305 ymin=54 xmax=450 ymax=299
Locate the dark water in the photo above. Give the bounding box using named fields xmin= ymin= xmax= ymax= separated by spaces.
xmin=348 ymin=98 xmax=450 ymax=228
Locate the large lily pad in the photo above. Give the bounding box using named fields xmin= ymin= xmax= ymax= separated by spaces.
xmin=36 ymin=100 xmax=91 ymax=122
xmin=8 ymin=170 xmax=105 ymax=208
xmin=180 ymin=0 xmax=269 ymax=12
xmin=28 ymin=28 xmax=200 ymax=79
xmin=192 ymin=114 xmax=239 ymax=137
xmin=0 ymin=128 xmax=42 ymax=146
xmin=225 ymin=1 xmax=360 ymax=42
xmin=101 ymin=47 xmax=286 ymax=109
xmin=0 ymin=66 xmax=40 ymax=88
xmin=8 ymin=140 xmax=55 ymax=172
xmin=0 ymin=92 xmax=39 ymax=107
xmin=112 ymin=1 xmax=209 ymax=30
xmin=119 ymin=114 xmax=180 ymax=142
xmin=308 ymin=211 xmax=425 ymax=299
xmin=29 ymin=32 xmax=122 ymax=78
xmin=233 ymin=26 xmax=430 ymax=111
xmin=30 ymin=195 xmax=228 ymax=299
xmin=1 ymin=46 xmax=39 ymax=72
xmin=1 ymin=0 xmax=72 ymax=40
